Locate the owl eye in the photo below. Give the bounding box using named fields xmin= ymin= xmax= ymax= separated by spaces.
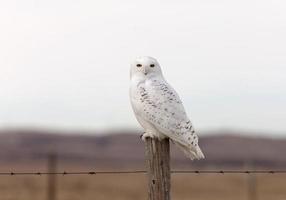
xmin=136 ymin=64 xmax=142 ymax=67
xmin=150 ymin=64 xmax=155 ymax=67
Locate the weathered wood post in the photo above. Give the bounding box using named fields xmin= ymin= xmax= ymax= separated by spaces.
xmin=145 ymin=138 xmax=171 ymax=200
xmin=245 ymin=160 xmax=257 ymax=200
xmin=248 ymin=173 xmax=257 ymax=200
xmin=47 ymin=153 xmax=57 ymax=200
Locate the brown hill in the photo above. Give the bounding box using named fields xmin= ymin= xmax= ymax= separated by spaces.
xmin=0 ymin=129 xmax=285 ymax=170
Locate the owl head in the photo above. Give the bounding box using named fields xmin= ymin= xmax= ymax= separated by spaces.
xmin=130 ymin=56 xmax=163 ymax=78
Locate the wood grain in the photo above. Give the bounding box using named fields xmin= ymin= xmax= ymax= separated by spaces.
xmin=145 ymin=138 xmax=170 ymax=200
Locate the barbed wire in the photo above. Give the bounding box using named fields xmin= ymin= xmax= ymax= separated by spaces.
xmin=1 ymin=170 xmax=286 ymax=176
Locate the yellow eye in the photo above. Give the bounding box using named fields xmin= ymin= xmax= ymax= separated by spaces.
xmin=150 ymin=64 xmax=155 ymax=67
xmin=136 ymin=64 xmax=142 ymax=67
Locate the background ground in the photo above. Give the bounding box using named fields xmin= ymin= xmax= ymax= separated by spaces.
xmin=0 ymin=174 xmax=286 ymax=200
xmin=1 ymin=129 xmax=286 ymax=200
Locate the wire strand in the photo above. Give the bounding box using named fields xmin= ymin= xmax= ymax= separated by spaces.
xmin=0 ymin=170 xmax=286 ymax=176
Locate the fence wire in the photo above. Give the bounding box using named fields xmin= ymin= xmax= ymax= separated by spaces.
xmin=0 ymin=170 xmax=286 ymax=176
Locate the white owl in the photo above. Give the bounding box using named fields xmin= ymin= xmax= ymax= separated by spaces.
xmin=129 ymin=56 xmax=205 ymax=160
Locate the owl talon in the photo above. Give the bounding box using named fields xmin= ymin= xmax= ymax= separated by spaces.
xmin=141 ymin=132 xmax=154 ymax=141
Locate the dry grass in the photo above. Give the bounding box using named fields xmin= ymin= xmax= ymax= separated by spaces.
xmin=0 ymin=173 xmax=285 ymax=200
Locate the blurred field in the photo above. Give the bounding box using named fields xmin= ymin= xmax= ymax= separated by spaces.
xmin=0 ymin=173 xmax=286 ymax=200
xmin=1 ymin=131 xmax=286 ymax=200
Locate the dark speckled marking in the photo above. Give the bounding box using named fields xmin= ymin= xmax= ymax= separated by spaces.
xmin=138 ymin=80 xmax=195 ymax=141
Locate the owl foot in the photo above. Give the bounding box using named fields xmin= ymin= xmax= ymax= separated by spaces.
xmin=140 ymin=132 xmax=154 ymax=141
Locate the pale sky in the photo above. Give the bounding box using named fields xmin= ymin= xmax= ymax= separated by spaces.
xmin=0 ymin=0 xmax=285 ymax=135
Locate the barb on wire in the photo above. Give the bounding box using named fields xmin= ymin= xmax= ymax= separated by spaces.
xmin=0 ymin=170 xmax=286 ymax=176
xmin=172 ymin=170 xmax=286 ymax=174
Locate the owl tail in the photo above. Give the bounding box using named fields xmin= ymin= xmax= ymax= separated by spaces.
xmin=174 ymin=141 xmax=205 ymax=160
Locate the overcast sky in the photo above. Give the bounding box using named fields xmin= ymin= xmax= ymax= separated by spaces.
xmin=0 ymin=0 xmax=285 ymax=135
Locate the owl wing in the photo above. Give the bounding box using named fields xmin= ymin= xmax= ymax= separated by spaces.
xmin=136 ymin=78 xmax=200 ymax=151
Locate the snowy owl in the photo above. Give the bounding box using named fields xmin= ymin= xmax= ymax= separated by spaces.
xmin=129 ymin=56 xmax=205 ymax=160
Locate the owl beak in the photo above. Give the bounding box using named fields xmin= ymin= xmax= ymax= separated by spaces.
xmin=143 ymin=68 xmax=147 ymax=75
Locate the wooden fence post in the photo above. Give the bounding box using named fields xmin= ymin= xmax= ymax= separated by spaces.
xmin=248 ymin=173 xmax=257 ymax=200
xmin=47 ymin=153 xmax=57 ymax=200
xmin=245 ymin=160 xmax=257 ymax=200
xmin=145 ymin=138 xmax=171 ymax=200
